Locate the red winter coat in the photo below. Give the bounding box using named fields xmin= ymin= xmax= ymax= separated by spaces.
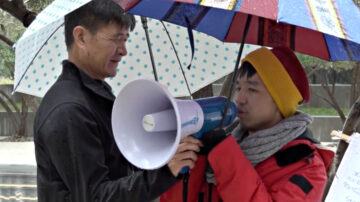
xmin=161 ymin=134 xmax=334 ymax=202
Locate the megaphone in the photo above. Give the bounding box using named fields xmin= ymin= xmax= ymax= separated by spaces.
xmin=112 ymin=79 xmax=237 ymax=170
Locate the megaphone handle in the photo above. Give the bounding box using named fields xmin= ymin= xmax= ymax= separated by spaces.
xmin=179 ymin=166 xmax=190 ymax=174
xmin=179 ymin=132 xmax=203 ymax=174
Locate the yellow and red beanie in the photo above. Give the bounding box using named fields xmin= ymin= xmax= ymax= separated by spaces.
xmin=241 ymin=46 xmax=310 ymax=118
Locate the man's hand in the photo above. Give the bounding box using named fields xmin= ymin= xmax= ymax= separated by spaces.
xmin=167 ymin=136 xmax=203 ymax=177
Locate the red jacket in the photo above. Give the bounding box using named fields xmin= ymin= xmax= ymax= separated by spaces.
xmin=161 ymin=135 xmax=334 ymax=202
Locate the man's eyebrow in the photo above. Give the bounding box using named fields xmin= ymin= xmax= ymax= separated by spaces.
xmin=114 ymin=33 xmax=130 ymax=38
xmin=247 ymin=80 xmax=259 ymax=86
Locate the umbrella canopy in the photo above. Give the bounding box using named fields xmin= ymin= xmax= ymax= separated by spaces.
xmin=118 ymin=0 xmax=360 ymax=62
xmin=14 ymin=0 xmax=90 ymax=95
xmin=14 ymin=0 xmax=260 ymax=97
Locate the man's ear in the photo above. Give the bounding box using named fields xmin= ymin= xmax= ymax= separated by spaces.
xmin=72 ymin=26 xmax=89 ymax=50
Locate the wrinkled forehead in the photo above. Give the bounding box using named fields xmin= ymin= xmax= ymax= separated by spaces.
xmin=96 ymin=21 xmax=130 ymax=36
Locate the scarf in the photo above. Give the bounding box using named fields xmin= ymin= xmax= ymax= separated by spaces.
xmin=206 ymin=111 xmax=313 ymax=184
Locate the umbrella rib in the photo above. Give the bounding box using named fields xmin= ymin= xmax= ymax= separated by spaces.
xmin=13 ymin=22 xmax=65 ymax=94
xmin=341 ymin=38 xmax=355 ymax=61
xmin=220 ymin=15 xmax=253 ymax=128
xmin=161 ymin=21 xmax=193 ymax=99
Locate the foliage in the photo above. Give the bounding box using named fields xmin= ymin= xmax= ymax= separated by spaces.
xmin=296 ymin=53 xmax=356 ymax=72
xmin=0 ymin=0 xmax=53 ymax=80
xmin=299 ymin=107 xmax=350 ymax=116
xmin=0 ymin=0 xmax=53 ymax=140
xmin=0 ymin=42 xmax=15 ymax=79
xmin=0 ymin=9 xmax=22 ymax=79
xmin=26 ymin=0 xmax=54 ymax=13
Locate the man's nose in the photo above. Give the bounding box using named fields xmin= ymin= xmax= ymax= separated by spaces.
xmin=117 ymin=43 xmax=127 ymax=56
xmin=235 ymin=89 xmax=247 ymax=104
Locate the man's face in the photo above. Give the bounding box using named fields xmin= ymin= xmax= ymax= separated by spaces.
xmin=234 ymin=72 xmax=282 ymax=134
xmin=84 ymin=21 xmax=129 ymax=80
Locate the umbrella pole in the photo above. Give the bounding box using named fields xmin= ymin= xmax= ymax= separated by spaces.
xmin=219 ymin=15 xmax=252 ymax=128
xmin=141 ymin=17 xmax=159 ymax=81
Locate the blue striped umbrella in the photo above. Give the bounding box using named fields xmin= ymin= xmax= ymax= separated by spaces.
xmin=118 ymin=0 xmax=360 ymax=61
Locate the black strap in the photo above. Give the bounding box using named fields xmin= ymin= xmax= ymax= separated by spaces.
xmin=208 ymin=184 xmax=212 ymax=202
xmin=198 ymin=192 xmax=204 ymax=202
xmin=182 ymin=174 xmax=189 ymax=202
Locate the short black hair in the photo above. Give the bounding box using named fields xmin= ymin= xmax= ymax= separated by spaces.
xmin=238 ymin=61 xmax=257 ymax=79
xmin=64 ymin=0 xmax=136 ymax=49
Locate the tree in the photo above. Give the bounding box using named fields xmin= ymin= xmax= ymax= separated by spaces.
xmin=0 ymin=0 xmax=52 ymax=140
xmin=297 ymin=53 xmax=356 ymax=123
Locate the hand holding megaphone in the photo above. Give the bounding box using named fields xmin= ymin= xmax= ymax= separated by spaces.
xmin=167 ymin=135 xmax=203 ymax=176
xmin=111 ymin=79 xmax=237 ymax=174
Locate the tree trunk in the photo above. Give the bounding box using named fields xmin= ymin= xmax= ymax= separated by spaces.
xmin=0 ymin=90 xmax=19 ymax=131
xmin=350 ymin=62 xmax=360 ymax=106
xmin=16 ymin=95 xmax=28 ymax=140
xmin=23 ymin=94 xmax=39 ymax=114
xmin=323 ymin=95 xmax=360 ymax=199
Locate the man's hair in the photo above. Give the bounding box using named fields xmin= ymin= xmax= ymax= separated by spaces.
xmin=64 ymin=0 xmax=136 ymax=49
xmin=238 ymin=61 xmax=257 ymax=79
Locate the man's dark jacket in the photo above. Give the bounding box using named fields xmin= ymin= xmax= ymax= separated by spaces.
xmin=34 ymin=61 xmax=177 ymax=202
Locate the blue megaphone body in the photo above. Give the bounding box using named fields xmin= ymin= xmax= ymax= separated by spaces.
xmin=178 ymin=96 xmax=237 ymax=173
xmin=192 ymin=96 xmax=237 ymax=139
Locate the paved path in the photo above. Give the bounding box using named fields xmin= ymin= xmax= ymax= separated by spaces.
xmin=0 ymin=141 xmax=338 ymax=202
xmin=0 ymin=142 xmax=37 ymax=201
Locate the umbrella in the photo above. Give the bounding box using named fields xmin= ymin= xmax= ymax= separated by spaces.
xmin=117 ymin=0 xmax=360 ymax=127
xmin=118 ymin=0 xmax=360 ymax=62
xmin=13 ymin=0 xmax=260 ymax=98
xmin=116 ymin=0 xmax=360 ymax=197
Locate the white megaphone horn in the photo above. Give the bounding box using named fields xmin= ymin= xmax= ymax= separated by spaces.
xmin=111 ymin=79 xmax=236 ymax=170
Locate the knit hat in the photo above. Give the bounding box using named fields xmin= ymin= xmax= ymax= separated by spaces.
xmin=241 ymin=46 xmax=310 ymax=118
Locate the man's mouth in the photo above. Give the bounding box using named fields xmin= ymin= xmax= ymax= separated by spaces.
xmin=110 ymin=59 xmax=120 ymax=63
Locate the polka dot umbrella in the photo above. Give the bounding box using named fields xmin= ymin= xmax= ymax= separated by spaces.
xmin=14 ymin=0 xmax=260 ymax=98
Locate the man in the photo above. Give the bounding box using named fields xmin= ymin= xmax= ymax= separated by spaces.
xmin=34 ymin=1 xmax=201 ymax=201
xmin=161 ymin=47 xmax=335 ymax=201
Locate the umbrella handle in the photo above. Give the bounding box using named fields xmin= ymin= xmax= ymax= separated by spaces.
xmin=141 ymin=16 xmax=159 ymax=81
xmin=219 ymin=15 xmax=253 ymax=128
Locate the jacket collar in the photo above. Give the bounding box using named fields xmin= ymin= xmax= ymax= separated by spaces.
xmin=61 ymin=60 xmax=115 ymax=101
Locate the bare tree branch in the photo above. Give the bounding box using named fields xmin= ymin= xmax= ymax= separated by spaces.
xmin=0 ymin=90 xmax=19 ymax=131
xmin=331 ymin=68 xmax=336 ymax=95
xmin=317 ymin=71 xmax=346 ymax=123
xmin=312 ymin=91 xmax=336 ymax=108
xmin=0 ymin=0 xmax=36 ymax=27
xmin=0 ymin=33 xmax=14 ymax=46
xmin=306 ymin=66 xmax=321 ymax=78
xmin=0 ymin=90 xmax=20 ymax=114
xmin=22 ymin=94 xmax=39 ymax=113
